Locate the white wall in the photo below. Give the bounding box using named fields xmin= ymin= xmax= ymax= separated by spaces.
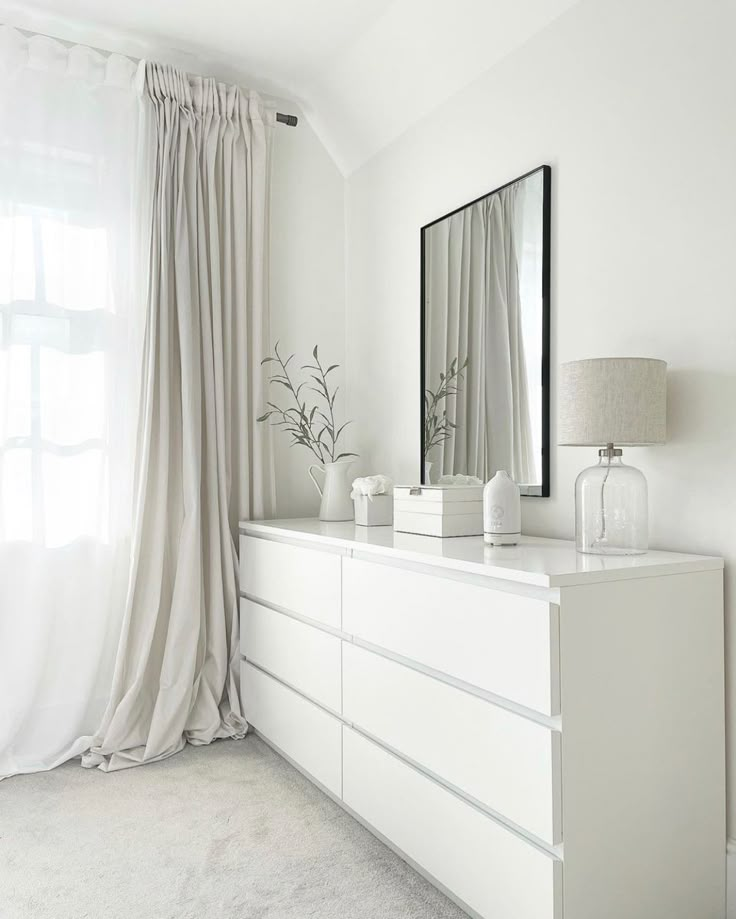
xmin=270 ymin=107 xmax=347 ymax=517
xmin=345 ymin=0 xmax=736 ymax=833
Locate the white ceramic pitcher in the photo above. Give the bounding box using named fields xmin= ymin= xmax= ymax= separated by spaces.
xmin=308 ymin=459 xmax=355 ymax=521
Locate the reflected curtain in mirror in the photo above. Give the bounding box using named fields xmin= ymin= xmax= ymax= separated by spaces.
xmin=421 ymin=166 xmax=550 ymax=495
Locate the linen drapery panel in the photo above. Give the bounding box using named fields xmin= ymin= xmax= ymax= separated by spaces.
xmin=425 ymin=183 xmax=535 ymax=483
xmin=0 ymin=28 xmax=142 ymax=776
xmin=1 ymin=31 xmax=276 ymax=776
xmin=83 ymin=62 xmax=276 ymax=771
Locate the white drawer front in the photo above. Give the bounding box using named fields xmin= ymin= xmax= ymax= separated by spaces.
xmin=343 ymin=728 xmax=561 ymax=919
xmin=242 ymin=662 xmax=342 ymax=797
xmin=342 ymin=643 xmax=560 ymax=844
xmin=240 ymin=534 xmax=341 ymax=629
xmin=343 ymin=557 xmax=558 ymax=715
xmin=241 ymin=599 xmax=342 ymax=713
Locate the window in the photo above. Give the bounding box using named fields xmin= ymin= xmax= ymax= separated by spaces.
xmin=1 ymin=194 xmax=116 ymax=547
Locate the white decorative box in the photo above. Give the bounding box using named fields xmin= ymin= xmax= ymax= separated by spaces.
xmin=353 ymin=494 xmax=393 ymax=527
xmin=393 ymin=485 xmax=484 ymax=537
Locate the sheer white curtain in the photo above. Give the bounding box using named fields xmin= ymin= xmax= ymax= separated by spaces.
xmin=515 ymin=171 xmax=544 ymax=484
xmin=483 ymin=186 xmax=534 ymax=485
xmin=0 ymin=28 xmax=142 ymax=776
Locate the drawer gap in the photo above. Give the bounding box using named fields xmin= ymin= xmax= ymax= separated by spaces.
xmin=244 ymin=659 xmax=344 ymax=721
xmin=240 ymin=591 xmax=349 ymax=640
xmin=353 ymin=637 xmax=562 ymax=731
xmin=351 ymin=722 xmax=563 ymax=860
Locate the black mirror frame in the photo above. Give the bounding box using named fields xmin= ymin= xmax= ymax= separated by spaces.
xmin=419 ymin=164 xmax=551 ymax=497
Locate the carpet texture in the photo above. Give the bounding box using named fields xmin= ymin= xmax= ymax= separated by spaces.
xmin=2 ymin=735 xmax=468 ymax=919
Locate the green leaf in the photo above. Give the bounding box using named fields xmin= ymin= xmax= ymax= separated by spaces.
xmin=308 ymin=385 xmax=328 ymax=402
xmin=333 ymin=420 xmax=352 ymax=441
xmin=261 ymin=356 xmax=277 ymax=365
xmin=324 ymin=364 xmax=339 ymax=376
xmin=312 ymin=345 xmax=319 ymax=361
xmin=256 ymin=412 xmax=272 ymax=422
xmin=334 ymin=452 xmax=359 ymax=460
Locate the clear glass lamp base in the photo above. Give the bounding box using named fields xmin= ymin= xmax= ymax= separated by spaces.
xmin=582 ymin=537 xmax=647 ymax=557
xmin=575 ymin=450 xmax=648 ymax=555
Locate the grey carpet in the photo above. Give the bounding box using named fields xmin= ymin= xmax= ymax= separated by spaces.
xmin=1 ymin=735 xmax=468 ymax=919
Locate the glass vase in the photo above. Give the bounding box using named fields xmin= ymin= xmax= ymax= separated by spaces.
xmin=575 ymin=450 xmax=648 ymax=555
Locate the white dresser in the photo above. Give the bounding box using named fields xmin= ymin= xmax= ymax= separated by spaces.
xmin=238 ymin=518 xmax=726 ymax=919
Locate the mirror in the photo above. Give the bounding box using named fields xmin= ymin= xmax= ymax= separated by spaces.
xmin=421 ymin=165 xmax=550 ymax=496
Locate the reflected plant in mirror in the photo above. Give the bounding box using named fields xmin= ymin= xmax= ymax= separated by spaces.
xmin=423 ymin=356 xmax=468 ymax=483
xmin=421 ymin=165 xmax=550 ymax=496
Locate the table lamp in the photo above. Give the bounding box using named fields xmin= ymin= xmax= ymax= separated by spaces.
xmin=559 ymin=358 xmax=667 ymax=555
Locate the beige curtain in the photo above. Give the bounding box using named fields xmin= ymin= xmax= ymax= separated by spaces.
xmin=83 ymin=61 xmax=275 ymax=772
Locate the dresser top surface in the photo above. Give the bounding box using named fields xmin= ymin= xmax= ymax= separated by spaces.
xmin=240 ymin=518 xmax=723 ymax=588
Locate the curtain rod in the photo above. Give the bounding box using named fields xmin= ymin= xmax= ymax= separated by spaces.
xmin=12 ymin=25 xmax=299 ymax=127
xmin=276 ymin=113 xmax=298 ymax=128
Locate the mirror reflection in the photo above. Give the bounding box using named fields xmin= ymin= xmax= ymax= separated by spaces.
xmin=421 ymin=165 xmax=550 ymax=495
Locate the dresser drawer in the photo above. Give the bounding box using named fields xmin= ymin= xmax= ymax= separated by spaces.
xmin=342 ymin=643 xmax=560 ymax=844
xmin=241 ymin=599 xmax=341 ymax=713
xmin=240 ymin=534 xmax=341 ymax=629
xmin=343 ymin=728 xmax=561 ymax=919
xmin=242 ymin=662 xmax=342 ymax=797
xmin=342 ymin=557 xmax=559 ymax=715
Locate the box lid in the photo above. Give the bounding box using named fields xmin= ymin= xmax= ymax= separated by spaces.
xmin=393 ymin=484 xmax=484 ymax=504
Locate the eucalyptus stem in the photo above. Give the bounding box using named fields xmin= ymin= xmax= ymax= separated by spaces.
xmin=257 ymin=343 xmax=358 ymax=466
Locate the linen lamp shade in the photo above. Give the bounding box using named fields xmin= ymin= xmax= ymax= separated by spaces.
xmin=558 ymin=358 xmax=667 ymax=447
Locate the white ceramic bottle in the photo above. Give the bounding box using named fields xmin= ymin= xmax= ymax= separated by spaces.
xmin=483 ymin=471 xmax=521 ymax=546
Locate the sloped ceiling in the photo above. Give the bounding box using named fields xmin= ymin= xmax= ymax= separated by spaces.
xmin=1 ymin=0 xmax=579 ymax=173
